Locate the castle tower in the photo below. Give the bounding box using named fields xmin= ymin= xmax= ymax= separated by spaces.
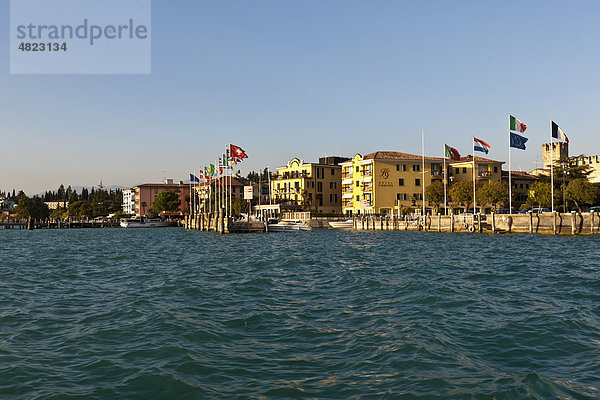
xmin=542 ymin=142 xmax=568 ymax=168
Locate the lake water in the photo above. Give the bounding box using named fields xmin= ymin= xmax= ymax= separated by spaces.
xmin=1 ymin=228 xmax=599 ymax=399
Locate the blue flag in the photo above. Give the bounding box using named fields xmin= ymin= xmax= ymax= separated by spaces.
xmin=510 ymin=132 xmax=528 ymax=150
xmin=190 ymin=173 xmax=200 ymax=183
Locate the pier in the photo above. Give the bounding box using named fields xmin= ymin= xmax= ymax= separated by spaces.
xmin=184 ymin=210 xmax=600 ymax=235
xmin=0 ymin=219 xmax=120 ymax=230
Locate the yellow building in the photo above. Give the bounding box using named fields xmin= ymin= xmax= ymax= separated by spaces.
xmin=271 ymin=156 xmax=348 ymax=214
xmin=341 ymin=152 xmax=505 ymax=215
xmin=448 ymin=156 xmax=503 ymax=185
xmin=341 ymin=152 xmax=446 ymax=216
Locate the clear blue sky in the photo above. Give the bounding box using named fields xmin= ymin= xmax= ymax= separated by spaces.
xmin=2 ymin=0 xmax=600 ymax=194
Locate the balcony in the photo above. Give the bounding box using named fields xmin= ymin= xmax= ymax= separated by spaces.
xmin=272 ymin=172 xmax=310 ymax=180
xmin=342 ymin=172 xmax=353 ymax=179
xmin=362 ymin=168 xmax=373 ymax=177
xmin=362 ymin=184 xmax=373 ymax=192
xmin=342 ymin=201 xmax=353 ymax=208
xmin=342 ymin=186 xmax=353 ymax=193
xmin=478 ymin=170 xmax=492 ymax=178
xmin=431 ymin=170 xmax=444 ymax=177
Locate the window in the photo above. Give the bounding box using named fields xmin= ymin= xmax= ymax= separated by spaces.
xmin=396 ymin=164 xmax=407 ymax=172
xmin=399 ymin=178 xmax=404 ymax=186
xmin=356 ymin=166 xmax=360 ymax=172
xmin=397 ymin=193 xmax=407 ymax=201
xmin=356 ymin=181 xmax=360 ymax=187
xmin=317 ymin=182 xmax=323 ymax=192
xmin=413 ymin=193 xmax=423 ymax=200
xmin=526 ymin=184 xmax=530 ymax=189
xmin=356 ymin=195 xmax=360 ymax=201
xmin=520 ymin=184 xmax=523 ymax=189
xmin=154 ymin=188 xmax=158 ymax=194
xmin=331 ymin=168 xmax=335 ymax=175
xmin=413 ymin=164 xmax=420 ymax=172
xmin=330 ymin=194 xmax=338 ymax=203
xmin=277 ymin=183 xmax=280 ymax=190
xmin=295 ymin=182 xmax=300 ymax=189
xmin=415 ymin=178 xmax=421 ymax=186
xmin=462 ymin=167 xmax=467 ymax=174
xmin=455 ymin=168 xmax=460 ymax=174
xmin=330 ymin=182 xmax=336 ymax=189
xmin=494 ymin=166 xmax=498 ymax=173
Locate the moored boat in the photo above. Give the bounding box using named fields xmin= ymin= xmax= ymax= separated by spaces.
xmin=267 ymin=218 xmax=312 ymax=232
xmin=120 ymin=216 xmax=169 ymax=228
xmin=328 ymin=220 xmax=354 ymax=229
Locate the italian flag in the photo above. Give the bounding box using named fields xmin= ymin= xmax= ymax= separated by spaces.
xmin=510 ymin=115 xmax=527 ymax=133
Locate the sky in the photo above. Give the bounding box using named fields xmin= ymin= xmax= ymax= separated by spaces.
xmin=2 ymin=0 xmax=600 ymax=195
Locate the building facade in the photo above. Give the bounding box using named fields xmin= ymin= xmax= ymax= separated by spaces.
xmin=122 ymin=189 xmax=135 ymax=215
xmin=340 ymin=152 xmax=505 ymax=215
xmin=340 ymin=152 xmax=447 ymax=216
xmin=271 ymin=157 xmax=347 ymax=214
xmin=126 ymin=181 xmax=190 ymax=216
xmin=501 ymin=171 xmax=540 ymax=206
xmin=537 ymin=142 xmax=600 ymax=184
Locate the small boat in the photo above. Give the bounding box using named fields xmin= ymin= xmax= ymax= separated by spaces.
xmin=328 ymin=220 xmax=354 ymax=229
xmin=120 ymin=216 xmax=169 ymax=228
xmin=267 ymin=218 xmax=312 ymax=232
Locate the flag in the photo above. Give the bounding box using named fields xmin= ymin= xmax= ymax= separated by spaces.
xmin=230 ymin=144 xmax=248 ymax=160
xmin=444 ymin=144 xmax=461 ymax=160
xmin=510 ymin=115 xmax=527 ymax=133
xmin=190 ymin=173 xmax=200 ymax=183
xmin=510 ymin=132 xmax=528 ymax=150
xmin=473 ymin=137 xmax=491 ymax=154
xmin=198 ymin=169 xmax=206 ymax=180
xmin=209 ymin=164 xmax=216 ymax=176
xmin=551 ymin=121 xmax=569 ymax=143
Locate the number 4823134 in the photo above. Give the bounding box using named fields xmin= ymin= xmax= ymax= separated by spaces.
xmin=18 ymin=43 xmax=67 ymax=52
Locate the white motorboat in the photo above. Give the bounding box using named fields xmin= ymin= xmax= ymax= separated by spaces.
xmin=267 ymin=218 xmax=312 ymax=232
xmin=120 ymin=217 xmax=169 ymax=228
xmin=328 ymin=220 xmax=354 ymax=229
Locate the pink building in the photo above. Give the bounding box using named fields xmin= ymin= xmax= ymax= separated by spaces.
xmin=133 ymin=182 xmax=190 ymax=216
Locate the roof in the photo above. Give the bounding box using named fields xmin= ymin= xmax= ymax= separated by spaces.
xmin=449 ymin=155 xmax=504 ymax=165
xmin=363 ymin=151 xmax=444 ymax=162
xmin=501 ymin=171 xmax=540 ymax=180
xmin=135 ymin=183 xmax=186 ymax=188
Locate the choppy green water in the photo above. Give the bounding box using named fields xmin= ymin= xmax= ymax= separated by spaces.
xmin=1 ymin=228 xmax=599 ymax=399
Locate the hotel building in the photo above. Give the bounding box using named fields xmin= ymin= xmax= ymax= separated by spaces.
xmin=271 ymin=156 xmax=348 ymax=214
xmin=341 ymin=152 xmax=504 ymax=215
xmin=124 ymin=180 xmax=190 ymax=216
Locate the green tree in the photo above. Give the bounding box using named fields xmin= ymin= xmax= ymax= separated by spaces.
xmin=565 ymin=178 xmax=598 ymax=212
xmin=141 ymin=201 xmax=147 ymax=216
xmin=152 ymin=191 xmax=180 ymax=214
xmin=15 ymin=195 xmax=50 ymax=228
xmin=68 ymin=201 xmax=93 ymax=219
xmin=526 ymin=181 xmax=552 ymax=208
xmin=449 ymin=180 xmax=473 ymax=210
xmin=479 ymin=181 xmax=508 ymax=211
xmin=425 ymin=181 xmax=444 ymax=212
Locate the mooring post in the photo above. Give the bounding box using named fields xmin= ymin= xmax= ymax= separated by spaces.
xmin=528 ymin=212 xmax=533 ymax=234
xmin=571 ymin=212 xmax=576 ymax=235
xmin=450 ymin=213 xmax=454 ymax=232
xmin=553 ymin=212 xmax=557 ymax=235
xmin=491 ymin=212 xmax=495 ymax=233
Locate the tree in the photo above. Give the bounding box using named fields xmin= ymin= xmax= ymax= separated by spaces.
xmin=479 ymin=181 xmax=508 ymax=211
xmin=565 ymin=178 xmax=598 ymax=212
xmin=152 ymin=191 xmax=180 ymax=214
xmin=527 ymin=181 xmax=552 ymax=208
xmin=68 ymin=201 xmax=93 ymax=219
xmin=425 ymin=181 xmax=444 ymax=212
xmin=15 ymin=195 xmax=50 ymax=228
xmin=141 ymin=201 xmax=147 ymax=216
xmin=449 ymin=180 xmax=472 ymax=210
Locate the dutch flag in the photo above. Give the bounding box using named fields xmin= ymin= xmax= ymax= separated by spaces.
xmin=473 ymin=137 xmax=491 ymax=154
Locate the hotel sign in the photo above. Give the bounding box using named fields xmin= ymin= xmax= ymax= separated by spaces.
xmin=244 ymin=186 xmax=253 ymax=200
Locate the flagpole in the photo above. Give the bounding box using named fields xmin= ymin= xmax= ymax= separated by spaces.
xmin=509 ymin=114 xmax=512 ymax=214
xmin=550 ymin=119 xmax=554 ymax=213
xmin=473 ymin=137 xmax=476 ymax=215
xmin=422 ymin=130 xmax=425 ymax=218
xmin=443 ymin=144 xmax=447 ymax=215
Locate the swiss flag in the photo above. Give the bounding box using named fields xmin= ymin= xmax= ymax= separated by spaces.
xmin=230 ymin=144 xmax=248 ymax=159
